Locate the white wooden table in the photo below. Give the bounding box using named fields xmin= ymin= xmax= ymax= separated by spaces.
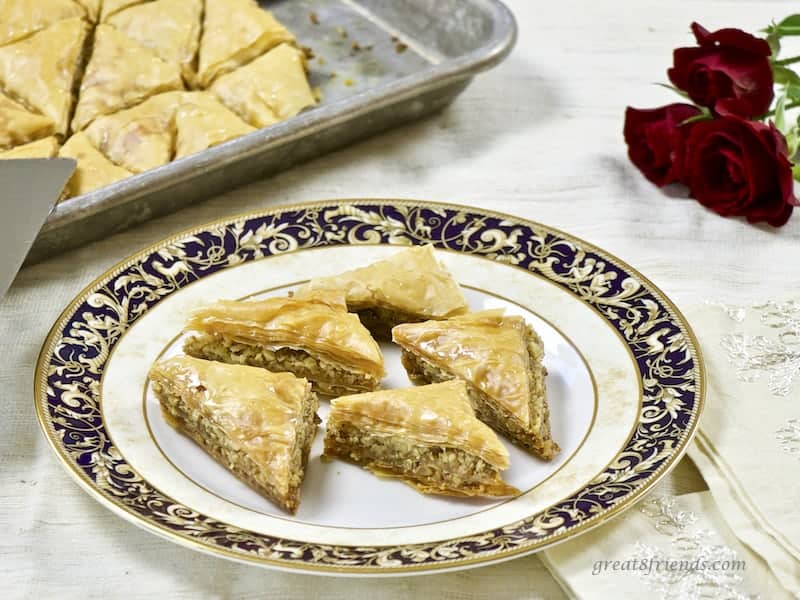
xmin=2 ymin=1 xmax=798 ymax=597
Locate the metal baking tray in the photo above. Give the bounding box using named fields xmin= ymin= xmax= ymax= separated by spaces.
xmin=27 ymin=0 xmax=517 ymax=263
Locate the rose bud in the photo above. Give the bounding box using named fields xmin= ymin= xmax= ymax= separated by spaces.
xmin=668 ymin=22 xmax=773 ymax=119
xmin=681 ymin=117 xmax=799 ymax=226
xmin=624 ymin=104 xmax=702 ymax=186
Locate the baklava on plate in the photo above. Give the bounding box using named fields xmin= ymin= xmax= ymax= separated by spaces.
xmin=184 ymin=294 xmax=385 ymax=395
xmin=149 ymin=355 xmax=318 ymax=513
xmin=393 ymin=310 xmax=559 ymax=460
xmin=295 ymin=245 xmax=468 ymax=338
xmin=324 ymin=380 xmax=518 ymax=497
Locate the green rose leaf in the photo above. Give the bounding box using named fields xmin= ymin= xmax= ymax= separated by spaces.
xmin=773 ymin=65 xmax=800 ymax=100
xmin=773 ymin=64 xmax=800 ymax=85
xmin=781 ymin=82 xmax=800 ymax=101
xmin=768 ymin=14 xmax=800 ymax=36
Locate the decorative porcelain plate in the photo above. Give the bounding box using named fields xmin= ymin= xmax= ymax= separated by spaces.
xmin=35 ymin=200 xmax=705 ymax=575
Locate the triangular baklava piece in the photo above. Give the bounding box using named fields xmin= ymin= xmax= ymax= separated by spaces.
xmin=106 ymin=0 xmax=203 ymax=86
xmin=393 ymin=310 xmax=559 ymax=460
xmin=196 ymin=0 xmax=295 ymax=88
xmin=184 ymin=294 xmax=385 ymax=395
xmin=84 ymin=91 xmax=185 ymax=173
xmin=295 ymin=245 xmax=469 ymax=338
xmin=0 ymin=91 xmax=54 ymax=150
xmin=149 ymin=356 xmax=319 ymax=514
xmin=324 ymin=380 xmax=518 ymax=497
xmin=72 ymin=24 xmax=184 ymax=131
xmin=0 ymin=0 xmax=85 ymax=46
xmin=174 ymin=92 xmax=255 ymax=159
xmin=0 ymin=136 xmax=59 ymax=158
xmin=0 ymin=17 xmax=89 ymax=135
xmin=59 ymin=132 xmax=133 ymax=197
xmin=209 ymin=43 xmax=315 ymax=128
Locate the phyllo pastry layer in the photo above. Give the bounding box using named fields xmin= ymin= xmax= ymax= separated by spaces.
xmin=0 ymin=0 xmax=86 ymax=47
xmin=174 ymin=92 xmax=255 ymax=159
xmin=393 ymin=310 xmax=559 ymax=460
xmin=71 ymin=23 xmax=184 ymax=132
xmin=295 ymin=245 xmax=469 ymax=338
xmin=0 ymin=91 xmax=54 ymax=150
xmin=0 ymin=17 xmax=89 ymax=135
xmin=106 ymin=0 xmax=203 ymax=85
xmin=58 ymin=132 xmax=133 ymax=196
xmin=197 ymin=0 xmax=295 ymax=88
xmin=209 ymin=42 xmax=315 ymax=128
xmin=149 ymin=355 xmax=319 ymax=514
xmin=83 ymin=91 xmax=185 ymax=173
xmin=184 ymin=294 xmax=385 ymax=395
xmin=324 ymin=380 xmax=518 ymax=497
xmin=0 ymin=135 xmax=59 ymax=158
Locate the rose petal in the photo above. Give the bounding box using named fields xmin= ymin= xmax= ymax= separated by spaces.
xmin=670 ymin=24 xmax=773 ymax=118
xmin=624 ymin=104 xmax=701 ymax=186
xmin=691 ymin=22 xmax=713 ymax=46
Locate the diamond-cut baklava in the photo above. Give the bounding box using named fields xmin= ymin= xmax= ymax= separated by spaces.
xmin=184 ymin=294 xmax=385 ymax=395
xmin=295 ymin=245 xmax=469 ymax=338
xmin=197 ymin=0 xmax=294 ymax=88
xmin=393 ymin=310 xmax=559 ymax=460
xmin=324 ymin=380 xmax=518 ymax=497
xmin=149 ymin=355 xmax=319 ymax=513
xmin=0 ymin=17 xmax=89 ymax=136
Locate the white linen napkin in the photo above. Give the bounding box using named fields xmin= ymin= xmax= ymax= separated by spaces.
xmin=541 ymin=491 xmax=790 ymax=599
xmin=685 ymin=299 xmax=800 ymax=595
xmin=543 ymin=298 xmax=800 ymax=598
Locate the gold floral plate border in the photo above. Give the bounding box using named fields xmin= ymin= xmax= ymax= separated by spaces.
xmin=34 ymin=199 xmax=706 ymax=574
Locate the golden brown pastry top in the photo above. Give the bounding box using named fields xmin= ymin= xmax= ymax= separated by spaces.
xmin=106 ymin=0 xmax=202 ymax=83
xmin=0 ymin=92 xmax=54 ymax=150
xmin=393 ymin=310 xmax=534 ymax=427
xmin=329 ymin=380 xmax=510 ymax=469
xmin=149 ymin=355 xmax=312 ymax=490
xmin=100 ymin=0 xmax=143 ymax=22
xmin=0 ymin=136 xmax=59 ymax=158
xmin=295 ymin=245 xmax=468 ymax=318
xmin=187 ymin=294 xmax=385 ymax=378
xmin=84 ymin=91 xmax=186 ymax=173
xmin=71 ymin=23 xmax=184 ymax=132
xmin=174 ymin=92 xmax=255 ymax=160
xmin=197 ymin=0 xmax=295 ymax=88
xmin=0 ymin=17 xmax=89 ymax=136
xmin=209 ymin=43 xmax=315 ymax=128
xmin=0 ymin=0 xmax=85 ymax=47
xmin=58 ymin=132 xmax=133 ymax=196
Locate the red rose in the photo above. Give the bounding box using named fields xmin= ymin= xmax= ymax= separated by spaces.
xmin=624 ymin=104 xmax=701 ymax=186
xmin=668 ymin=23 xmax=773 ymax=119
xmin=681 ymin=117 xmax=799 ymax=226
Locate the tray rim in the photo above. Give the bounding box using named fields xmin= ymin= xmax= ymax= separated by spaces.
xmin=41 ymin=0 xmax=519 ymax=235
xmin=34 ymin=198 xmax=706 ymax=576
